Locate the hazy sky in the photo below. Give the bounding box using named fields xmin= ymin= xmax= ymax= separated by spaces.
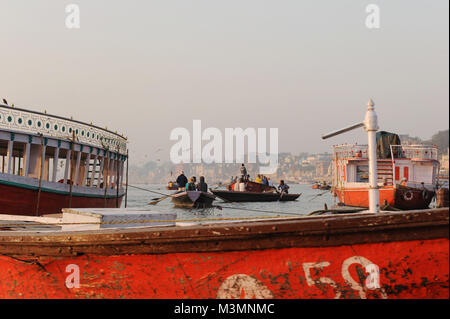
xmin=1 ymin=0 xmax=448 ymax=165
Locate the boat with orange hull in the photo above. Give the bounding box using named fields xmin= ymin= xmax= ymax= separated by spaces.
xmin=0 ymin=104 xmax=127 ymax=216
xmin=0 ymin=208 xmax=447 ymax=299
xmin=332 ymin=141 xmax=440 ymax=210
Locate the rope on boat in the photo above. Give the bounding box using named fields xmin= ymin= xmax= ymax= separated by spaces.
xmin=126 ymin=184 xmax=173 ymax=197
xmin=215 ymin=205 xmax=307 ymax=217
xmin=0 ymin=215 xmax=296 ymax=228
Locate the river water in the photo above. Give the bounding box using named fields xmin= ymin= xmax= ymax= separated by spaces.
xmin=125 ymin=184 xmax=335 ymax=223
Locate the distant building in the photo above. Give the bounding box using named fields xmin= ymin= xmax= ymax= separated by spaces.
xmin=440 ymin=148 xmax=449 ymax=174
xmin=315 ymin=161 xmax=331 ymax=177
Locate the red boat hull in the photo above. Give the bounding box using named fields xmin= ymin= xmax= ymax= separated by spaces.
xmin=335 ymin=185 xmax=434 ymax=209
xmin=0 ymin=183 xmax=123 ymax=216
xmin=335 ymin=186 xmax=396 ymax=208
xmin=0 ymin=238 xmax=447 ymax=299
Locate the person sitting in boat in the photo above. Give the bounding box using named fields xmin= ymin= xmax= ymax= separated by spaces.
xmin=278 ymin=180 xmax=290 ymax=194
xmin=261 ymin=176 xmax=268 ymax=185
xmin=401 ymin=178 xmax=407 ymax=186
xmin=176 ymin=171 xmax=188 ymax=191
xmin=185 ymin=176 xmax=197 ymax=191
xmin=240 ymin=164 xmax=247 ymax=179
xmin=186 ymin=177 xmax=197 ymax=191
xmin=255 ymin=174 xmax=262 ymax=184
xmin=238 ymin=177 xmax=246 ymax=192
xmin=196 ymin=176 xmax=208 ymax=192
xmin=268 ymin=178 xmax=274 ymax=188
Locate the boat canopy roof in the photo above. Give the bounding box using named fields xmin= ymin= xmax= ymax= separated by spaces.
xmin=0 ymin=104 xmax=127 ymax=155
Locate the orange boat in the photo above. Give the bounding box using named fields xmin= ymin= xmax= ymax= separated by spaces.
xmin=332 ymin=142 xmax=440 ymax=209
xmin=0 ymin=207 xmax=448 ymax=299
xmin=0 ymin=100 xmax=447 ymax=299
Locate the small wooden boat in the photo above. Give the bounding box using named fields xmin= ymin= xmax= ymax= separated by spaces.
xmin=211 ymin=189 xmax=301 ymax=202
xmin=436 ymin=187 xmax=449 ymax=208
xmin=166 ymin=183 xmax=178 ymax=191
xmin=171 ymin=191 xmax=216 ymax=208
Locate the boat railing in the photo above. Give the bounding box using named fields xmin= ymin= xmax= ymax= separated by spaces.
xmin=333 ymin=144 xmax=368 ymax=159
xmin=333 ymin=144 xmax=439 ymax=161
xmin=390 ymin=145 xmax=439 ymax=161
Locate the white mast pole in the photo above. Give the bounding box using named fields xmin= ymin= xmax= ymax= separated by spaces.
xmin=364 ymin=99 xmax=379 ymax=213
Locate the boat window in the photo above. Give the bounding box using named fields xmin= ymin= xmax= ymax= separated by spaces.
xmin=356 ymin=165 xmax=369 ymax=183
xmin=395 ymin=166 xmax=400 ymax=181
xmin=404 ymin=167 xmax=409 ymax=181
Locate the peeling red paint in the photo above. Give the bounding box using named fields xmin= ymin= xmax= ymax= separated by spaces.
xmin=0 ymin=238 xmax=448 ymax=299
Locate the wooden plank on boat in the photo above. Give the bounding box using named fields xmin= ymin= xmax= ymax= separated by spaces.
xmin=61 ymin=208 xmax=177 ymax=231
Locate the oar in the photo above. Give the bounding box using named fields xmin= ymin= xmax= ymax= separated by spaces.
xmin=148 ymin=190 xmax=182 ymax=205
xmin=148 ymin=195 xmax=172 ymax=205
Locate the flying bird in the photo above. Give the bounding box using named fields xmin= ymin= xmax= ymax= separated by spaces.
xmin=2 ymin=99 xmax=7 ymax=105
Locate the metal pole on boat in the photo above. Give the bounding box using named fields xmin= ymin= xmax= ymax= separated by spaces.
xmin=125 ymin=149 xmax=129 ymax=208
xmin=364 ymin=99 xmax=380 ymax=213
xmin=321 ymin=99 xmax=380 ymax=213
xmin=116 ymin=146 xmax=120 ymax=208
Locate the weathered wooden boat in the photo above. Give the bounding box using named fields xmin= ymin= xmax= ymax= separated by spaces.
xmin=332 ymin=142 xmax=440 ymax=210
xmin=211 ymin=189 xmax=301 ymax=202
xmin=0 ymin=104 xmax=127 ymax=216
xmin=0 ymin=207 xmax=447 ymax=299
xmin=436 ymin=187 xmax=449 ymax=208
xmin=166 ymin=183 xmax=178 ymax=191
xmin=171 ymin=191 xmax=216 ymax=208
xmin=0 ymin=100 xmax=448 ymax=299
xmin=312 ymin=183 xmax=330 ymax=190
